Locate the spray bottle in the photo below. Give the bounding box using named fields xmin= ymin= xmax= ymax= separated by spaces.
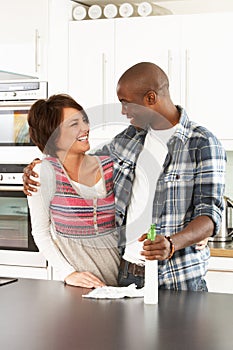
xmin=144 ymin=224 xmax=158 ymax=304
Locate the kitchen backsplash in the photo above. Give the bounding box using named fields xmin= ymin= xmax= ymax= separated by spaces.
xmin=225 ymin=151 xmax=233 ymax=198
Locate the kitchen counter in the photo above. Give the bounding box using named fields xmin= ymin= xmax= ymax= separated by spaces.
xmin=1 ymin=278 xmax=233 ymax=350
xmin=208 ymin=239 xmax=233 ymax=258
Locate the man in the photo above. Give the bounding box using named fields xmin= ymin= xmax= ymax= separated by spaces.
xmin=23 ymin=62 xmax=226 ymax=291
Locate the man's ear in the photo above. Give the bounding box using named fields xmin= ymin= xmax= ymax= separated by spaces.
xmin=144 ymin=90 xmax=157 ymax=105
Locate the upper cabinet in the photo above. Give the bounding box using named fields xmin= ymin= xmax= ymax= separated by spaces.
xmin=114 ymin=16 xmax=183 ymax=105
xmin=69 ymin=12 xmax=233 ymax=149
xmin=69 ymin=20 xmax=125 ymax=148
xmin=69 ymin=20 xmax=115 ymax=109
xmin=69 ymin=15 xmax=183 ymax=108
xmin=0 ymin=0 xmax=49 ymax=80
xmin=180 ymin=12 xmax=233 ymax=144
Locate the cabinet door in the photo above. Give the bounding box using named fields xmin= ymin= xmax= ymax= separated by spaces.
xmin=206 ymin=271 xmax=233 ymax=294
xmin=68 ymin=20 xmax=115 ymax=109
xmin=0 ymin=0 xmax=48 ymax=79
xmin=69 ymin=20 xmax=130 ymax=150
xmin=0 ymin=265 xmax=49 ymax=280
xmin=181 ymin=13 xmax=233 ymax=141
xmin=115 ymin=16 xmax=183 ymax=105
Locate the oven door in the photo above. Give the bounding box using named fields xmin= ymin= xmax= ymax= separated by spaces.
xmin=0 ymin=185 xmax=47 ymax=267
xmin=0 ymin=185 xmax=37 ymax=251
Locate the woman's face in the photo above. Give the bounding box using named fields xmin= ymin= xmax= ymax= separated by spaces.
xmin=56 ymin=107 xmax=90 ymax=155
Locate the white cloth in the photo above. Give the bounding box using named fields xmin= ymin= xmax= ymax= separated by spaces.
xmin=123 ymin=126 xmax=176 ymax=265
xmin=82 ymin=283 xmax=144 ymax=299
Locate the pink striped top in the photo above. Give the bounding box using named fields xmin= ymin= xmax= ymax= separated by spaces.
xmin=47 ymin=156 xmax=116 ymax=239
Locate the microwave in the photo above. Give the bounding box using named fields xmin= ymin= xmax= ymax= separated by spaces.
xmin=0 ymin=72 xmax=47 ymax=163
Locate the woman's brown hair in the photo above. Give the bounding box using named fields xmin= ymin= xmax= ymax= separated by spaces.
xmin=28 ymin=94 xmax=88 ymax=156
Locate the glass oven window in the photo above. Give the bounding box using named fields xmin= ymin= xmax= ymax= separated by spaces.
xmin=0 ymin=108 xmax=34 ymax=146
xmin=0 ymin=190 xmax=38 ymax=251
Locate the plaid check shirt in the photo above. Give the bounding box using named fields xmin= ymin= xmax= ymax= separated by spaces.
xmin=94 ymin=106 xmax=226 ymax=290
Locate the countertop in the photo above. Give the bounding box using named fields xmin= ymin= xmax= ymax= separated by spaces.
xmin=1 ymin=278 xmax=233 ymax=350
xmin=208 ymin=239 xmax=233 ymax=258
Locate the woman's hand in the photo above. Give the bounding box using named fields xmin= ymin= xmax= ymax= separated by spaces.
xmin=23 ymin=159 xmax=41 ymax=195
xmin=64 ymin=271 xmax=105 ymax=288
xmin=195 ymin=237 xmax=209 ymax=250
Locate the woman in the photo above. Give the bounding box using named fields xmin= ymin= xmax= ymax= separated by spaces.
xmin=27 ymin=94 xmax=120 ymax=288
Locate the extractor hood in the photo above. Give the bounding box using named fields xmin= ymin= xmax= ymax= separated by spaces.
xmin=0 ymin=70 xmax=38 ymax=83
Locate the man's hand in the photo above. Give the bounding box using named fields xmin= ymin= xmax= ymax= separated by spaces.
xmin=64 ymin=271 xmax=105 ymax=288
xmin=23 ymin=159 xmax=41 ymax=195
xmin=138 ymin=233 xmax=209 ymax=261
xmin=138 ymin=234 xmax=171 ymax=260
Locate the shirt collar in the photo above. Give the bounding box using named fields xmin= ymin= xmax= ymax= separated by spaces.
xmin=171 ymin=106 xmax=191 ymax=144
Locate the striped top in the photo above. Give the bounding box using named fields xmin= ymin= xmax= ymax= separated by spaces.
xmin=47 ymin=156 xmax=116 ymax=239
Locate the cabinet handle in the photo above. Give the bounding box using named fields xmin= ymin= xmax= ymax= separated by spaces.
xmin=185 ymin=49 xmax=190 ymax=112
xmin=35 ymin=29 xmax=41 ymax=73
xmin=168 ymin=49 xmax=172 ymax=78
xmin=102 ymin=53 xmax=107 ymax=124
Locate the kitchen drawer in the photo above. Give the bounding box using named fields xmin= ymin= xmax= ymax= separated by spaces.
xmin=206 ymin=270 xmax=233 ymax=294
xmin=0 ymin=264 xmax=51 ymax=280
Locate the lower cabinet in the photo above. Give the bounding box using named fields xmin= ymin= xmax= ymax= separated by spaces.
xmin=1 ymin=256 xmax=232 ymax=293
xmin=0 ymin=264 xmax=51 ymax=280
xmin=206 ymin=257 xmax=233 ymax=294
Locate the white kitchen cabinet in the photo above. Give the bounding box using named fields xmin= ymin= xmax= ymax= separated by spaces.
xmin=0 ymin=0 xmax=49 ymax=80
xmin=0 ymin=265 xmax=50 ymax=280
xmin=68 ymin=16 xmax=183 ymax=146
xmin=69 ymin=20 xmax=115 ymax=109
xmin=114 ymin=15 xmax=183 ymax=105
xmin=180 ymin=12 xmax=233 ymax=143
xmin=68 ymin=12 xmax=233 ymax=148
xmin=115 ymin=13 xmax=233 ymax=144
xmin=0 ymin=251 xmax=50 ymax=280
xmin=69 ymin=20 xmax=129 ymax=146
xmin=206 ymin=257 xmax=233 ymax=294
xmin=69 ymin=16 xmax=183 ymax=108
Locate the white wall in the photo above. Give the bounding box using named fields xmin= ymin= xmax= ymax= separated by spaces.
xmin=153 ymin=0 xmax=233 ymax=15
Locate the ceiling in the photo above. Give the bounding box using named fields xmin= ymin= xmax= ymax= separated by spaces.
xmin=72 ymin=1 xmax=185 ymax=5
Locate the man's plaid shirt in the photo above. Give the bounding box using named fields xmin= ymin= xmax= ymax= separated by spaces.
xmin=94 ymin=107 xmax=226 ymax=290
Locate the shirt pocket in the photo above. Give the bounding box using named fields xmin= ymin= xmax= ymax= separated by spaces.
xmin=162 ymin=171 xmax=194 ymax=215
xmin=113 ymin=158 xmax=135 ymax=184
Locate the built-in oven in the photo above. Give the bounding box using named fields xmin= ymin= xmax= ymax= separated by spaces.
xmin=0 ymin=71 xmax=47 ymax=163
xmin=0 ymin=71 xmax=47 ymax=267
xmin=0 ymin=164 xmax=36 ymax=251
xmin=0 ymin=164 xmax=47 ymax=267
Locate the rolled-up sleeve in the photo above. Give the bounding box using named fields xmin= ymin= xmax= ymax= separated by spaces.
xmin=192 ymin=134 xmax=226 ymax=235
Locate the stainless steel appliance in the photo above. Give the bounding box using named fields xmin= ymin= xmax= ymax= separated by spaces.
xmin=0 ymin=70 xmax=47 ymax=163
xmin=209 ymin=196 xmax=233 ymax=242
xmin=0 ymin=71 xmax=47 ymax=267
xmin=0 ymin=163 xmax=47 ymax=267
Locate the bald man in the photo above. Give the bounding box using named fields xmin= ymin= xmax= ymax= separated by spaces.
xmin=23 ymin=62 xmax=226 ymax=291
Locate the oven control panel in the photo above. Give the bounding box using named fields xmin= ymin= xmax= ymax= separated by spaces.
xmin=0 ymin=81 xmax=47 ymax=101
xmin=0 ymin=164 xmax=25 ymax=185
xmin=0 ymin=172 xmax=23 ymax=185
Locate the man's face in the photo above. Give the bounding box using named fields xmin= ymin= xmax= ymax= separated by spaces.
xmin=117 ymin=82 xmax=156 ymax=130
